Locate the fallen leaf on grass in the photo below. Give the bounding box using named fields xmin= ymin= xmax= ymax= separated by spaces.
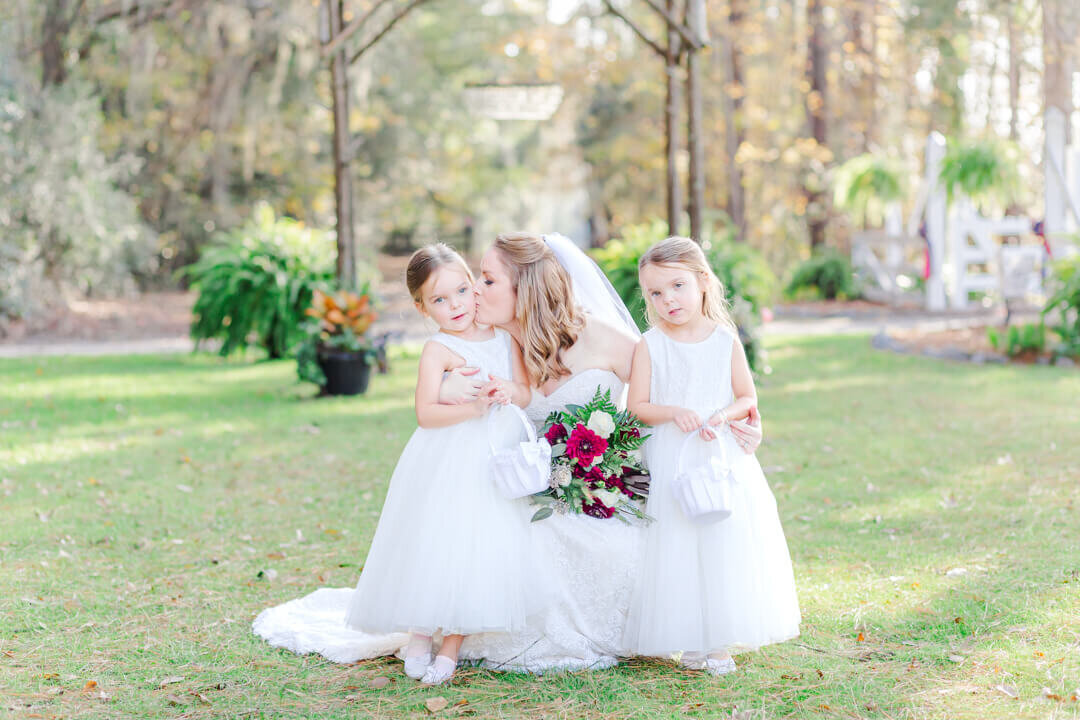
xmin=856 ymin=632 xmax=865 ymax=642
xmin=41 ymin=673 xmax=58 ymax=679
xmin=946 ymin=567 xmax=968 ymax=577
xmin=994 ymin=684 xmax=1019 ymax=699
xmin=158 ymin=676 xmax=184 ymax=688
xmin=426 ymin=696 xmax=449 ymax=712
xmin=82 ymin=680 xmax=98 ymax=692
xmin=1042 ymin=687 xmax=1063 ymax=702
xmin=948 ymin=655 xmax=965 ymax=663
xmin=165 ymin=694 xmax=187 ymax=706
xmin=193 ymin=692 xmax=211 ymax=704
xmin=369 ymin=676 xmax=390 ymax=689
xmin=176 ymin=484 xmax=193 ymax=493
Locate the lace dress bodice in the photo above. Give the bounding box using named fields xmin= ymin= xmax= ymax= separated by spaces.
xmin=525 ymin=368 xmax=626 ymax=426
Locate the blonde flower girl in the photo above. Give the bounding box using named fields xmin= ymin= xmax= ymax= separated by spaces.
xmin=345 ymin=243 xmax=533 ymax=685
xmin=623 ymin=236 xmax=800 ymax=675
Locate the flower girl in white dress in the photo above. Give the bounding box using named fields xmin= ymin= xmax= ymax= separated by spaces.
xmin=623 ymin=236 xmax=800 ymax=675
xmin=344 ymin=244 xmax=533 ymax=685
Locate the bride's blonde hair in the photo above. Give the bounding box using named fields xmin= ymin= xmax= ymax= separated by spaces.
xmin=638 ymin=236 xmax=737 ymax=331
xmin=493 ymin=232 xmax=585 ymax=386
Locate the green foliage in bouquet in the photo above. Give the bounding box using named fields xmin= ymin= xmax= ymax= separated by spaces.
xmin=532 ymin=387 xmax=651 ymax=523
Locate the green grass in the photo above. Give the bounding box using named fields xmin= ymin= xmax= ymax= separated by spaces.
xmin=2 ymin=336 xmax=1079 ymax=719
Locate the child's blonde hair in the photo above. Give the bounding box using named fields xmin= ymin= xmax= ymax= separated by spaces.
xmin=406 ymin=243 xmax=474 ymax=307
xmin=638 ymin=236 xmax=737 ymax=331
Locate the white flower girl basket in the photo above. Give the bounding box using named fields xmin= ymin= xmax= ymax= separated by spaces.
xmin=671 ymin=429 xmax=737 ymax=523
xmin=487 ymin=404 xmax=552 ymax=499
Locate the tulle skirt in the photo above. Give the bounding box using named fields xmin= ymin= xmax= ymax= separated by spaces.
xmin=345 ymin=416 xmax=538 ymax=636
xmin=623 ymin=428 xmax=801 ymax=656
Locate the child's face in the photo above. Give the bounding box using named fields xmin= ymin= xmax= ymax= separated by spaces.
xmin=640 ymin=262 xmax=705 ymax=326
xmin=417 ymin=265 xmax=476 ymax=332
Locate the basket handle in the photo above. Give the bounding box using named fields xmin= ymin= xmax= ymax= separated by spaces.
xmin=487 ymin=403 xmax=538 ymax=455
xmin=675 ymin=425 xmax=730 ymax=476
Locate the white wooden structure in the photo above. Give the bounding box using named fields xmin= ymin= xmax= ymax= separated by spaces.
xmin=852 ymin=108 xmax=1080 ymax=311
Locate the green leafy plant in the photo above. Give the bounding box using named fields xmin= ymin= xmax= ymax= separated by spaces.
xmin=833 ymin=153 xmax=904 ymax=228
xmin=1041 ymin=256 xmax=1080 ymax=358
xmin=988 ymin=323 xmax=1045 ymax=358
xmin=183 ymin=204 xmax=336 ymax=358
xmin=592 ymin=218 xmax=778 ymax=373
xmin=938 ymin=139 xmax=1021 ymax=212
xmin=785 ymin=251 xmax=861 ymax=301
xmin=296 ymin=288 xmax=381 ymax=387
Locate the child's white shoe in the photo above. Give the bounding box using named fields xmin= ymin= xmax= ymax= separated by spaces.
xmin=703 ymin=656 xmax=737 ymax=676
xmin=420 ymin=655 xmax=456 ymax=685
xmin=403 ymin=652 xmax=432 ymax=680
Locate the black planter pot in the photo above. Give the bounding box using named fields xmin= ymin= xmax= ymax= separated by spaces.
xmin=317 ymin=351 xmax=371 ymax=396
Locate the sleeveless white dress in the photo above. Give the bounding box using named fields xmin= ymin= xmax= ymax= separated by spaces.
xmin=622 ymin=326 xmax=800 ymax=656
xmin=344 ymin=330 xmax=537 ymax=637
xmin=252 ymin=367 xmax=646 ymax=672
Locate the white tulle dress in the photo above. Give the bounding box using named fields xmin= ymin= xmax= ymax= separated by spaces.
xmin=343 ymin=329 xmax=537 ymax=637
xmin=622 ymin=325 xmax=800 ymax=657
xmin=252 ymin=367 xmax=648 ymax=673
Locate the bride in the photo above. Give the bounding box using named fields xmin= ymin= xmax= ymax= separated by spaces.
xmin=253 ymin=232 xmax=762 ymax=672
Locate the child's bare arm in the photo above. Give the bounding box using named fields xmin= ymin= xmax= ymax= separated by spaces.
xmin=627 ymin=339 xmax=703 ymax=432
xmin=415 ymin=342 xmax=492 ymax=428
xmin=708 ymin=336 xmax=757 ymax=426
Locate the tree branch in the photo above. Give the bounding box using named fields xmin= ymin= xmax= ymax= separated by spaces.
xmin=348 ymin=0 xmax=431 ymax=65
xmin=321 ymin=0 xmax=394 ymax=57
xmin=639 ymin=0 xmax=702 ymax=49
xmin=602 ymin=0 xmax=665 ymax=57
xmin=90 ymin=0 xmax=194 ymax=25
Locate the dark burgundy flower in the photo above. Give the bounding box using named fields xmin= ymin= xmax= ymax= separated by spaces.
xmin=565 ymin=423 xmax=608 ymax=467
xmin=582 ymin=498 xmax=615 ymax=519
xmin=544 ymin=422 xmax=568 ymax=444
xmin=626 ymin=427 xmax=641 ymax=438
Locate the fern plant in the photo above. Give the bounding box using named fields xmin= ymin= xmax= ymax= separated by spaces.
xmin=183 ymin=204 xmax=336 ymax=358
xmin=784 ymin=251 xmax=861 ymax=301
xmin=1042 ymin=255 xmax=1080 ymax=358
xmin=938 ymin=139 xmax=1021 ymax=213
xmin=833 ymin=153 xmax=904 ymax=229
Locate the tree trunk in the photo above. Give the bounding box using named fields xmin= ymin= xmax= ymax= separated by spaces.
xmin=324 ymin=0 xmax=356 ymax=290
xmin=1007 ymin=7 xmax=1019 ymax=141
xmin=719 ymin=0 xmax=745 ymax=240
xmin=685 ymin=0 xmax=706 ymax=242
xmin=664 ymin=0 xmax=683 ymax=236
xmin=41 ymin=0 xmax=70 ymax=87
xmin=1043 ymin=0 xmax=1072 ymax=144
xmin=805 ymin=0 xmax=828 ymax=250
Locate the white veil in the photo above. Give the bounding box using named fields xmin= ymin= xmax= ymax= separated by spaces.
xmin=542 ymin=233 xmax=641 ymax=339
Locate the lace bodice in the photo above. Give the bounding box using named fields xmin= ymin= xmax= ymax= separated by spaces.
xmin=524 ymin=368 xmax=626 ymax=426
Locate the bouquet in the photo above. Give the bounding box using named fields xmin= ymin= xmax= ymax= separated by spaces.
xmin=531 ymin=387 xmax=651 ymax=523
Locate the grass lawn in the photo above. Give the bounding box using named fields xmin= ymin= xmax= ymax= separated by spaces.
xmin=2 ymin=335 xmax=1079 ymax=719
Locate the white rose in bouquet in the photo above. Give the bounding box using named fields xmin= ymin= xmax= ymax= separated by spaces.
xmin=586 ymin=410 xmax=616 ymax=438
xmin=593 ymin=488 xmax=622 ymax=508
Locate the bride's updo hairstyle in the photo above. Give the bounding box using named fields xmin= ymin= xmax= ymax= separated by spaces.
xmin=638 ymin=236 xmax=737 ymax=331
xmin=406 ymin=243 xmax=473 ymax=305
xmin=493 ymin=232 xmax=585 ymax=386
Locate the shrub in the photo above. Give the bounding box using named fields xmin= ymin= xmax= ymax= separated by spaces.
xmin=785 ymin=251 xmax=860 ymax=300
xmin=184 ymin=204 xmax=336 ymax=358
xmin=592 ymin=218 xmax=778 ymax=373
xmin=296 ymin=288 xmax=381 ymax=387
xmin=1042 ymin=255 xmax=1080 ymax=358
xmin=987 ymin=323 xmax=1046 ymax=358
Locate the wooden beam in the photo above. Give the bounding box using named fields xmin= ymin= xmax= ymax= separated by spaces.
xmin=602 ymin=0 xmax=665 ymax=57
xmin=348 ymin=0 xmax=431 ymax=65
xmin=639 ymin=0 xmax=702 ymax=49
xmin=320 ymin=0 xmax=394 ymax=57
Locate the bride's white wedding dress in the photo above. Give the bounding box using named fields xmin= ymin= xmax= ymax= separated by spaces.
xmin=252 ymin=368 xmax=643 ymax=673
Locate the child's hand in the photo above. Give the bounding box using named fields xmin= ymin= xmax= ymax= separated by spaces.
xmin=699 ymin=426 xmax=717 ymax=441
xmin=673 ymin=409 xmax=704 ymax=434
xmin=481 ymin=376 xmax=513 ymax=406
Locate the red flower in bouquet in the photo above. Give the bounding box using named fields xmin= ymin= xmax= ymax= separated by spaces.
xmin=544 ymin=422 xmax=568 ymax=444
xmin=582 ymin=498 xmax=615 ymax=519
xmin=565 ymin=423 xmax=608 ymax=467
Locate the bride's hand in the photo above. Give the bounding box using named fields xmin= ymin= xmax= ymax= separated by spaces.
xmin=729 ymin=405 xmax=763 ymax=454
xmin=438 ymin=366 xmax=483 ymax=404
